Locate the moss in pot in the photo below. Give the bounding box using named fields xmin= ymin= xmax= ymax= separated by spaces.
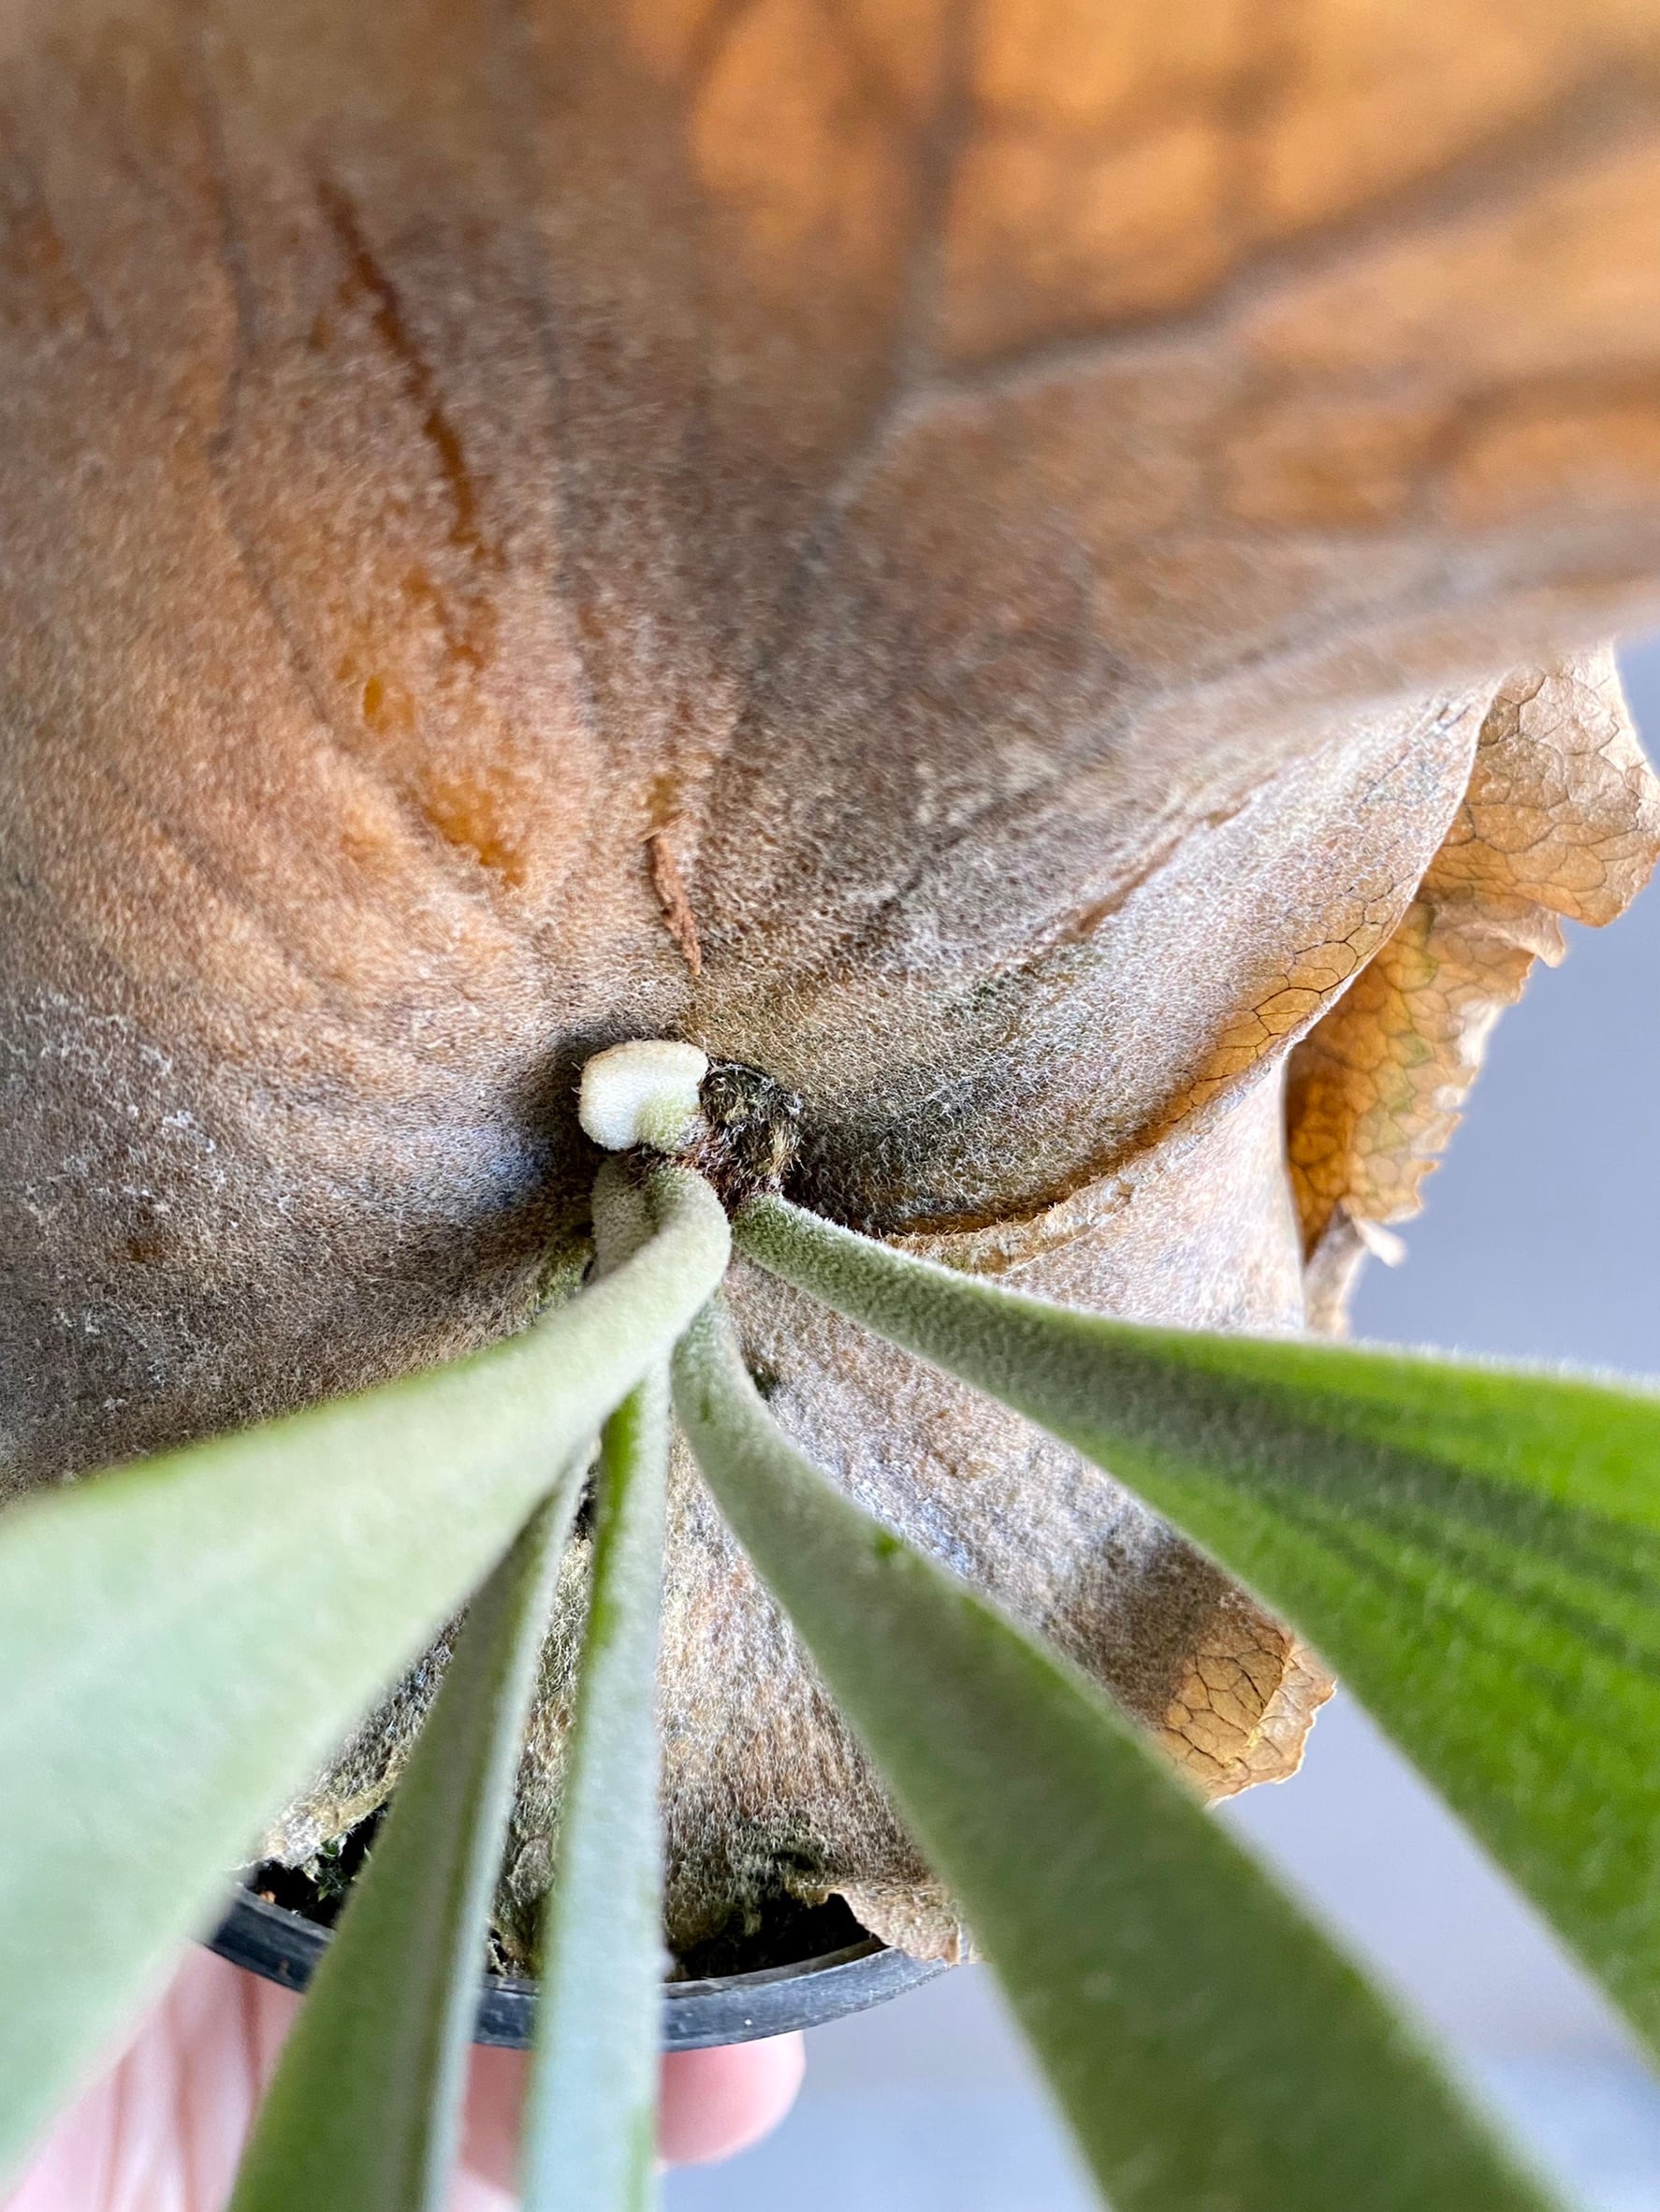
xmin=221 ymin=1803 xmax=944 ymax=2052
xmin=225 ymin=1754 xmax=947 ymax=2050
xmin=7 ymin=4 xmax=1660 ymax=2209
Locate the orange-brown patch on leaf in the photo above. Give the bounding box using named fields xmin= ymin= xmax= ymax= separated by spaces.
xmin=418 ymin=771 xmax=529 ymax=887
xmin=1223 ymin=400 xmax=1449 ymax=529
xmin=1448 ymin=399 xmax=1660 ymax=531
xmin=358 ymin=673 xmax=416 ymax=737
xmin=648 ymin=827 xmax=704 ymax=977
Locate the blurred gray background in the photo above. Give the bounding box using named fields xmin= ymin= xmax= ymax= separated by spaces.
xmin=670 ymin=638 xmax=1660 ymax=2212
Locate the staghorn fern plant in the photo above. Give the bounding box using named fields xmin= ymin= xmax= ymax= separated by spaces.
xmin=3 ymin=1036 xmax=1660 ymax=2211
xmin=7 ymin=1 xmax=1660 ymax=2206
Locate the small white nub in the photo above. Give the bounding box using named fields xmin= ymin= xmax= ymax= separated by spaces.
xmin=578 ymin=1040 xmax=709 ymax=1154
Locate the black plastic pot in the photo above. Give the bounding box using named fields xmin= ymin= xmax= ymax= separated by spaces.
xmin=207 ymin=1887 xmax=949 ymax=2050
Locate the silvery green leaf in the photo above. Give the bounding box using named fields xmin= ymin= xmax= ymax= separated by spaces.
xmin=227 ymin=1482 xmax=577 ymax=2212
xmin=0 ymin=1165 xmax=727 ymax=2188
xmin=736 ymin=1191 xmax=1660 ymax=2055
xmin=523 ymin=1369 xmax=672 ymax=2212
xmin=674 ymin=1299 xmax=1561 ymax=2212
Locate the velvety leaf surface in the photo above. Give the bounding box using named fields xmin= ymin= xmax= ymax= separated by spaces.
xmin=5 ymin=0 xmax=1660 ymax=1975
xmin=0 ymin=1166 xmax=727 ymax=2189
xmin=736 ymin=1194 xmax=1660 ymax=2053
xmin=8 ymin=2 xmax=1660 ymax=1500
xmin=523 ymin=1370 xmax=672 ymax=2212
xmin=7 ymin=0 xmax=1660 ymax=2053
xmin=674 ymin=1301 xmax=1562 ymax=2212
xmin=227 ymin=1484 xmax=576 ymax=2212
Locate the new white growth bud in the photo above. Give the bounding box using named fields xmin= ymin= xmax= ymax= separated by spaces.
xmin=578 ymin=1039 xmax=709 ymax=1154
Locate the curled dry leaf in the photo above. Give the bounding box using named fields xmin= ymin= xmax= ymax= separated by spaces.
xmin=1290 ymin=651 xmax=1660 ymax=1331
xmin=3 ymin=0 xmax=1660 ymax=1957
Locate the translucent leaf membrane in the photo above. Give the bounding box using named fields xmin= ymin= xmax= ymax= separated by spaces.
xmin=0 ymin=1165 xmax=728 ymax=2189
xmin=229 ymin=1484 xmax=577 ymax=2212
xmin=675 ymin=1301 xmax=1560 ymax=2212
xmin=736 ymin=1193 xmax=1660 ymax=2056
xmin=1288 ymin=653 xmax=1660 ymax=1326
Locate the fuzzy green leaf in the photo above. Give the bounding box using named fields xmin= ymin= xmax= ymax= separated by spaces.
xmin=228 ymin=1481 xmax=577 ymax=2212
xmin=674 ymin=1302 xmax=1561 ymax=2212
xmin=0 ymin=1165 xmax=728 ymax=2188
xmin=736 ymin=1193 xmax=1660 ymax=2054
xmin=523 ymin=1369 xmax=672 ymax=2212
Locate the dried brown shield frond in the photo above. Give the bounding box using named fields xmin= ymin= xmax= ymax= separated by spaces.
xmin=3 ymin=0 xmax=1658 ymax=1956
xmin=1292 ymin=654 xmax=1660 ymax=1327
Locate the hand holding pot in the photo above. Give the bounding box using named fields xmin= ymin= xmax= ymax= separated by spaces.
xmin=2 ymin=1951 xmax=805 ymax=2210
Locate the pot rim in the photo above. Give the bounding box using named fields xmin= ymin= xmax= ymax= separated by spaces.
xmin=207 ymin=1885 xmax=951 ymax=2049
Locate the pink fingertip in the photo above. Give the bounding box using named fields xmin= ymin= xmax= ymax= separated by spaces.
xmin=658 ymin=2033 xmax=807 ymax=2167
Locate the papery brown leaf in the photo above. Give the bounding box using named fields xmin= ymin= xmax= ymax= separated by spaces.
xmin=5 ymin=0 xmax=1660 ymax=1954
xmin=1290 ymin=650 xmax=1660 ymax=1332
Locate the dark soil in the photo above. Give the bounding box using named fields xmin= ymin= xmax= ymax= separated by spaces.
xmin=245 ymin=1812 xmax=873 ymax=1982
